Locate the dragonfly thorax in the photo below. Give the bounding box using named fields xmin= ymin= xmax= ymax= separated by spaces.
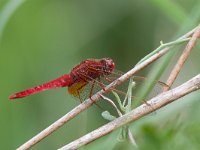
xmin=69 ymin=58 xmax=115 ymax=85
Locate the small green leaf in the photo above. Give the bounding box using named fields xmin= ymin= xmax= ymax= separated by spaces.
xmin=101 ymin=111 xmax=116 ymax=121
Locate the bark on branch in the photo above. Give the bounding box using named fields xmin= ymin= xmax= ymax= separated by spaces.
xmin=59 ymin=74 xmax=200 ymax=150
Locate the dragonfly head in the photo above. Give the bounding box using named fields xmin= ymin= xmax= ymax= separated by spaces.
xmin=100 ymin=58 xmax=115 ymax=75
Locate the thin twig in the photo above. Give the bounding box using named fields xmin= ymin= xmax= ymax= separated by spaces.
xmin=128 ymin=129 xmax=138 ymax=147
xmin=16 ymin=26 xmax=197 ymax=150
xmin=59 ymin=74 xmax=200 ymax=150
xmin=100 ymin=94 xmax=123 ymax=116
xmin=164 ymin=24 xmax=200 ymax=91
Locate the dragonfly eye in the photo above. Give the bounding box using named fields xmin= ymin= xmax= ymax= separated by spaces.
xmin=100 ymin=58 xmax=115 ymax=74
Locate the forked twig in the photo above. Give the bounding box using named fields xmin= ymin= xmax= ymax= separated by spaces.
xmin=16 ymin=26 xmax=197 ymax=150
xmin=59 ymin=74 xmax=200 ymax=150
xmin=164 ymin=24 xmax=200 ymax=91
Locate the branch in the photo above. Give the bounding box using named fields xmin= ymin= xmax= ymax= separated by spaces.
xmin=59 ymin=74 xmax=200 ymax=150
xmin=16 ymin=26 xmax=197 ymax=150
xmin=164 ymin=24 xmax=200 ymax=91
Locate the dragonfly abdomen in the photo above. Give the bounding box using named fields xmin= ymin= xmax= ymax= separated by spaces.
xmin=9 ymin=74 xmax=72 ymax=99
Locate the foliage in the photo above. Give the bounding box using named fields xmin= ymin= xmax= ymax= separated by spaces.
xmin=0 ymin=0 xmax=200 ymax=149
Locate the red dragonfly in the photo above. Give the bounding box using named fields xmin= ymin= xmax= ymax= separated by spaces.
xmin=9 ymin=58 xmax=115 ymax=100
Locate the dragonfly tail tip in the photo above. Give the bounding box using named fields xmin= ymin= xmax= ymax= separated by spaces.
xmin=9 ymin=94 xmax=17 ymax=100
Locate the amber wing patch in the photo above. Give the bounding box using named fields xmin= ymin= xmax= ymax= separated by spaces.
xmin=68 ymin=81 xmax=88 ymax=97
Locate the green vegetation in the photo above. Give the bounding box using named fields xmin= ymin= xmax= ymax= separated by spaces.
xmin=1 ymin=0 xmax=200 ymax=149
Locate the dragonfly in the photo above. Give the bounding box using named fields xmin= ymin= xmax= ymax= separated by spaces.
xmin=9 ymin=57 xmax=166 ymax=102
xmin=9 ymin=58 xmax=115 ymax=100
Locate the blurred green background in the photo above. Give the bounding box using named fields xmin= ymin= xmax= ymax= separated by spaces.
xmin=1 ymin=0 xmax=200 ymax=149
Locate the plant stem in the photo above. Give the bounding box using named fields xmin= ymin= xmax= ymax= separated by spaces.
xmin=136 ymin=37 xmax=191 ymax=65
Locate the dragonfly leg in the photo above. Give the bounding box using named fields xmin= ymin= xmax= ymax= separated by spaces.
xmin=97 ymin=77 xmax=106 ymax=91
xmin=89 ymin=80 xmax=96 ymax=100
xmin=104 ymin=76 xmax=113 ymax=82
xmin=77 ymin=90 xmax=83 ymax=103
xmin=76 ymin=83 xmax=87 ymax=103
xmin=87 ymin=80 xmax=103 ymax=110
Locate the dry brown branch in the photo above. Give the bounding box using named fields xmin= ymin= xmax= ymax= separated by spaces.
xmin=59 ymin=74 xmax=200 ymax=150
xmin=163 ymin=24 xmax=200 ymax=91
xmin=16 ymin=26 xmax=197 ymax=150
